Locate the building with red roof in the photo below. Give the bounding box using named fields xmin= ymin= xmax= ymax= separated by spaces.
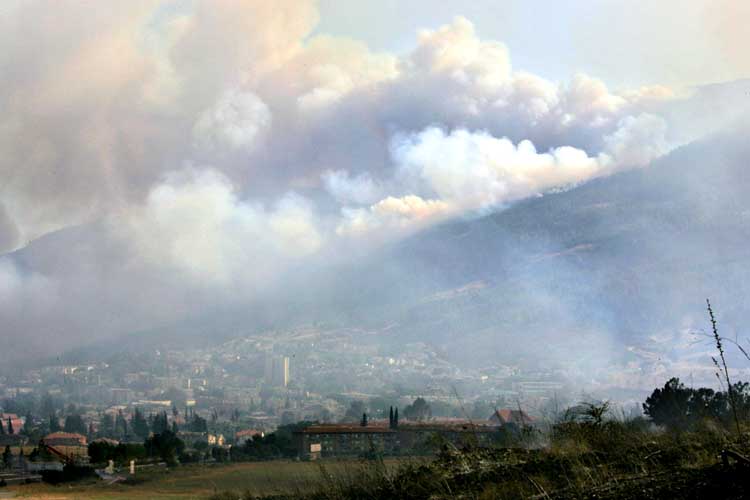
xmin=489 ymin=409 xmax=535 ymax=427
xmin=0 ymin=413 xmax=24 ymax=435
xmin=43 ymin=432 xmax=88 ymax=447
xmin=295 ymin=420 xmax=501 ymax=459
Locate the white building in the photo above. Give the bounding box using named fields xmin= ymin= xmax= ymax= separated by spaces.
xmin=264 ymin=355 xmax=290 ymax=388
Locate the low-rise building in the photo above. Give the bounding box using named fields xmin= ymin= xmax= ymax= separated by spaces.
xmin=42 ymin=432 xmax=89 ymax=462
xmin=0 ymin=413 xmax=25 ymax=435
xmin=208 ymin=433 xmax=225 ymax=446
xmin=294 ymin=421 xmax=502 ymax=460
xmin=43 ymin=432 xmax=88 ymax=447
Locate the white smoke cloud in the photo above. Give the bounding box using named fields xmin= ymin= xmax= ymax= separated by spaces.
xmin=322 ymin=170 xmax=382 ymax=205
xmin=193 ymin=90 xmax=271 ymax=153
xmin=603 ymin=114 xmax=669 ymax=168
xmin=337 ymin=195 xmax=451 ymax=236
xmin=122 ymin=168 xmax=322 ymax=287
xmin=335 ymin=112 xmax=667 ymax=235
xmin=292 ymin=35 xmax=398 ymax=111
xmin=0 ymin=259 xmax=44 ymax=304
xmin=0 ymin=3 xmax=733 ymax=361
xmin=0 ymin=204 xmax=20 ymax=254
xmin=0 ymin=0 xmax=319 ymax=246
xmin=410 ymin=16 xmax=511 ymax=89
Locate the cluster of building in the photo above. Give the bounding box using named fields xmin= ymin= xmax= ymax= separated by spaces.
xmin=0 ymin=325 xmax=582 ymax=464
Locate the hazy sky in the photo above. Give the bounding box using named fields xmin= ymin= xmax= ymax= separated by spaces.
xmin=0 ymin=0 xmax=748 ymax=364
xmin=317 ymin=0 xmax=749 ymax=87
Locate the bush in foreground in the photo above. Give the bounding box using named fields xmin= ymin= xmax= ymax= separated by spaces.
xmin=209 ymin=420 xmax=750 ymax=500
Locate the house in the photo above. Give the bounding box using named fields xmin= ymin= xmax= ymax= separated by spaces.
xmin=43 ymin=432 xmax=88 ymax=447
xmin=42 ymin=432 xmax=89 ymax=462
xmin=0 ymin=413 xmax=25 ymax=435
xmin=207 ymin=433 xmax=225 ymax=446
xmin=488 ymin=409 xmax=535 ymax=427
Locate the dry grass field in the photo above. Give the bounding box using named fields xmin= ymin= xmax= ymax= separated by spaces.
xmin=2 ymin=459 xmax=401 ymax=500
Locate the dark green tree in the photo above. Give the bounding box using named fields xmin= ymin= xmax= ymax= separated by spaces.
xmin=730 ymin=381 xmax=750 ymax=420
xmin=22 ymin=413 xmax=34 ymax=436
xmin=144 ymin=429 xmax=184 ymax=465
xmin=115 ymin=410 xmax=128 ymax=438
xmin=2 ymin=446 xmax=11 ymax=469
xmin=211 ymin=446 xmax=228 ymax=462
xmin=48 ymin=415 xmax=61 ymax=433
xmin=39 ymin=393 xmax=56 ymax=419
xmin=643 ymin=378 xmax=694 ymax=428
xmin=63 ymin=414 xmax=86 ymax=435
xmin=344 ymin=401 xmax=366 ymax=422
xmin=188 ymin=413 xmax=208 ymax=433
xmin=99 ymin=413 xmax=114 ymax=437
xmin=6 ymin=418 xmax=13 ymax=435
xmin=231 ymin=422 xmax=312 ymax=461
xmin=642 ymin=377 xmax=749 ymax=429
xmin=88 ymin=441 xmax=116 ymax=464
xmin=152 ymin=412 xmax=169 ymax=435
xmin=131 ymin=408 xmax=150 ymax=439
xmin=89 ymin=441 xmax=147 ymax=465
xmin=360 ymin=413 xmax=368 ymax=427
xmin=403 ymin=398 xmax=432 ymax=421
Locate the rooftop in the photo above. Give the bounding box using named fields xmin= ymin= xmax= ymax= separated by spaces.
xmin=298 ymin=420 xmax=499 ymax=434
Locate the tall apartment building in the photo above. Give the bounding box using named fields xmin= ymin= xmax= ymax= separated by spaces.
xmin=264 ymin=355 xmax=290 ymax=388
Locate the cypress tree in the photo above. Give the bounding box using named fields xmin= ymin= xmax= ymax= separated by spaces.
xmin=7 ymin=417 xmax=13 ymax=435
xmin=2 ymin=445 xmax=11 ymax=469
xmin=99 ymin=413 xmax=113 ymax=437
xmin=22 ymin=413 xmax=33 ymax=436
xmin=132 ymin=408 xmax=150 ymax=438
xmin=360 ymin=413 xmax=368 ymax=427
xmin=115 ymin=410 xmax=128 ymax=437
xmin=394 ymin=408 xmax=399 ymax=428
xmin=389 ymin=406 xmax=394 ymax=429
xmin=49 ymin=415 xmax=61 ymax=433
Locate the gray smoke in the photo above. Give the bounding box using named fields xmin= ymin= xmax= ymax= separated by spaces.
xmin=0 ymin=1 xmax=748 ymax=392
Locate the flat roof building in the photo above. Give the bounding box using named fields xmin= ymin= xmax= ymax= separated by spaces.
xmin=294 ymin=420 xmax=502 ymax=459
